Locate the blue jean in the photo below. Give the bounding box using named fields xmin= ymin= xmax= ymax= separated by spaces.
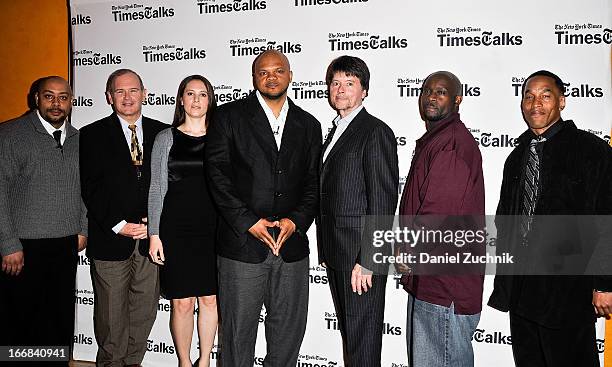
xmin=406 ymin=293 xmax=480 ymax=367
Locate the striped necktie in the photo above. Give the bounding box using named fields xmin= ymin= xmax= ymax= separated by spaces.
xmin=520 ymin=136 xmax=546 ymax=238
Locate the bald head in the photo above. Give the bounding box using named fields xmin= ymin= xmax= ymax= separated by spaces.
xmin=252 ymin=50 xmax=291 ymax=75
xmin=38 ymin=76 xmax=72 ymax=96
xmin=419 ymin=71 xmax=463 ymax=123
xmin=252 ymin=50 xmax=292 ymax=101
xmin=35 ymin=76 xmax=73 ymax=127
xmin=423 ymin=71 xmax=462 ymax=97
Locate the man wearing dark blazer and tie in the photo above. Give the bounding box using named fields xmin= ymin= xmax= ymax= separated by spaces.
xmin=317 ymin=55 xmax=399 ymax=366
xmin=80 ymin=69 xmax=167 ymax=367
xmin=206 ymin=50 xmax=321 ymax=366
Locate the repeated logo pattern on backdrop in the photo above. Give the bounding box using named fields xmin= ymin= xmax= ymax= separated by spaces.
xmin=70 ymin=0 xmax=612 ymax=365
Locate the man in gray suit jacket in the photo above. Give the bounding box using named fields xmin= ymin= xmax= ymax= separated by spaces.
xmin=317 ymin=56 xmax=399 ymax=366
xmin=0 ymin=76 xmax=87 ymax=365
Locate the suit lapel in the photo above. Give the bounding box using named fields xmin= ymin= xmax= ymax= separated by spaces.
xmin=108 ymin=114 xmax=134 ymax=165
xmin=278 ymin=99 xmax=302 ymax=160
xmin=246 ymin=94 xmax=280 ymax=160
xmin=322 ymin=108 xmax=368 ymax=168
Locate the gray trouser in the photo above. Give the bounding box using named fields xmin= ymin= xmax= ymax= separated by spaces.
xmin=90 ymin=243 xmax=160 ymax=367
xmin=217 ymin=253 xmax=309 ymax=367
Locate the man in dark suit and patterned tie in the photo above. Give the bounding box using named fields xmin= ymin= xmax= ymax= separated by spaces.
xmin=488 ymin=70 xmax=612 ymax=367
xmin=80 ymin=69 xmax=167 ymax=367
xmin=206 ymin=50 xmax=321 ymax=366
xmin=317 ymin=55 xmax=399 ymax=366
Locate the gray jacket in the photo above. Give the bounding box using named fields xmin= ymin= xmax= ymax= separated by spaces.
xmin=148 ymin=127 xmax=173 ymax=236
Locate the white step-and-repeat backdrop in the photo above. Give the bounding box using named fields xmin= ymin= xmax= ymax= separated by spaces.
xmin=69 ymin=0 xmax=612 ymax=365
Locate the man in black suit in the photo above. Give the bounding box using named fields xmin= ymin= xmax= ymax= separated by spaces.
xmin=80 ymin=69 xmax=167 ymax=367
xmin=206 ymin=50 xmax=321 ymax=366
xmin=317 ymin=55 xmax=399 ymax=366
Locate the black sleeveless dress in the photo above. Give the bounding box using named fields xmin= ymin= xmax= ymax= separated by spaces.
xmin=159 ymin=127 xmax=217 ymax=299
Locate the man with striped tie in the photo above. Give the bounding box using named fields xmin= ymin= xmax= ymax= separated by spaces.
xmin=488 ymin=70 xmax=612 ymax=367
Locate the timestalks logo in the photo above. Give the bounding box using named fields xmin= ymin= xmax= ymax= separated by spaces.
xmin=325 ymin=313 xmax=401 ymax=335
xmin=73 ymin=96 xmax=93 ymax=107
xmin=554 ymin=23 xmax=611 ymax=45
xmin=397 ymin=78 xmax=480 ymax=98
xmin=73 ymin=50 xmax=122 ymax=67
xmin=77 ymin=254 xmax=90 ymax=265
xmin=230 ymin=40 xmax=302 ymax=57
xmin=142 ymin=92 xmax=176 ymax=106
xmin=142 ymin=44 xmax=206 ymax=63
xmin=73 ymin=333 xmax=93 ymax=345
xmin=197 ymin=0 xmax=267 ymax=14
xmin=111 ymin=4 xmax=175 ymax=22
xmin=76 ymin=294 xmax=94 ymax=306
xmin=469 ymin=128 xmax=518 ymax=148
xmin=437 ymin=29 xmax=523 ymax=47
xmin=147 ymin=339 xmax=176 ymax=354
xmin=511 ymin=78 xmax=604 ymax=98
xmin=214 ymin=85 xmax=253 ymax=103
xmin=71 ymin=14 xmax=91 ymax=25
xmin=472 ymin=329 xmax=512 ymax=345
xmin=297 ymin=354 xmax=339 ymax=367
xmin=329 ymin=32 xmax=408 ymax=51
xmin=586 ymin=129 xmax=611 ymax=145
xmin=295 ymin=0 xmax=367 ymax=6
xmin=291 ymin=81 xmax=328 ymax=100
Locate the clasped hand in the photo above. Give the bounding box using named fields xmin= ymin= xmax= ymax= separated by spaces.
xmin=248 ymin=218 xmax=296 ymax=256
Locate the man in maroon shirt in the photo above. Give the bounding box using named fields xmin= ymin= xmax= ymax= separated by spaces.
xmin=397 ymin=71 xmax=485 ymax=367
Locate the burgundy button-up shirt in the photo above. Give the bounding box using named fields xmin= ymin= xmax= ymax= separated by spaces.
xmin=399 ymin=112 xmax=485 ymax=315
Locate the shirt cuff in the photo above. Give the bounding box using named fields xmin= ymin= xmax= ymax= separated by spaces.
xmin=112 ymin=220 xmax=127 ymax=234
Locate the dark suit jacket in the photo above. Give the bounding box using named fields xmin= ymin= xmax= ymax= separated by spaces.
xmin=317 ymin=108 xmax=399 ymax=272
xmin=488 ymin=120 xmax=612 ymax=328
xmin=206 ymin=93 xmax=322 ymax=263
xmin=80 ymin=113 xmax=167 ymax=261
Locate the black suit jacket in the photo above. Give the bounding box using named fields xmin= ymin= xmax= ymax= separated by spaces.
xmin=317 ymin=108 xmax=399 ymax=272
xmin=206 ymin=93 xmax=322 ymax=263
xmin=80 ymin=113 xmax=167 ymax=261
xmin=488 ymin=120 xmax=612 ymax=328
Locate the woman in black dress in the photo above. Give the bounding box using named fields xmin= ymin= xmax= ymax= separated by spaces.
xmin=148 ymin=75 xmax=218 ymax=367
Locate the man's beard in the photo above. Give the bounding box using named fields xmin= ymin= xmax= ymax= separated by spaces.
xmin=259 ymin=86 xmax=289 ymax=100
xmin=40 ymin=108 xmax=67 ymax=126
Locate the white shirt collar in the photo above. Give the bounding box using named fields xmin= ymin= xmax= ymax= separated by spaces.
xmin=255 ymin=91 xmax=289 ymax=149
xmin=36 ymin=110 xmax=66 ymax=143
xmin=333 ymin=104 xmax=364 ymax=127
xmin=117 ymin=114 xmax=143 ymax=129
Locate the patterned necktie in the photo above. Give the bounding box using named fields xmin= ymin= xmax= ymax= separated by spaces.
xmin=322 ymin=122 xmax=338 ymax=161
xmin=128 ymin=124 xmax=143 ymax=166
xmin=52 ymin=130 xmax=62 ymax=149
xmin=521 ymin=136 xmax=546 ymax=238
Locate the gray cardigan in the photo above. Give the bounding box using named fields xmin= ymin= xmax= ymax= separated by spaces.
xmin=148 ymin=127 xmax=173 ymax=236
xmin=0 ymin=112 xmax=88 ymax=256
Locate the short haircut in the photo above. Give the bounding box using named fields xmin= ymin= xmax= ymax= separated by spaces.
xmin=423 ymin=71 xmax=462 ymax=97
xmin=325 ymin=55 xmax=370 ymax=93
xmin=522 ymin=70 xmax=566 ymax=95
xmin=105 ymin=68 xmax=144 ymax=94
xmin=251 ymin=50 xmax=291 ymax=75
xmin=37 ymin=76 xmax=72 ymax=95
